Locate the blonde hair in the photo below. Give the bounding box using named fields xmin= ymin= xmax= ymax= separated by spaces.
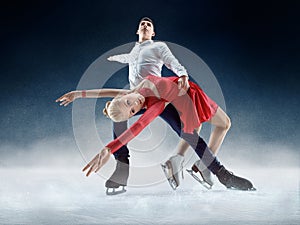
xmin=103 ymin=98 xmax=128 ymax=122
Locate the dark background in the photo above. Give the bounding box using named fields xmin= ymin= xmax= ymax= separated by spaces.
xmin=0 ymin=0 xmax=299 ymax=150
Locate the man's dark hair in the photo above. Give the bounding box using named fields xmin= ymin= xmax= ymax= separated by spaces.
xmin=139 ymin=17 xmax=154 ymax=25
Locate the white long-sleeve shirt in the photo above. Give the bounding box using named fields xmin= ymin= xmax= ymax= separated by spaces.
xmin=108 ymin=40 xmax=188 ymax=89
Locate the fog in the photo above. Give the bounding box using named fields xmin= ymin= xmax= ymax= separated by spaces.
xmin=1 ymin=126 xmax=299 ymax=224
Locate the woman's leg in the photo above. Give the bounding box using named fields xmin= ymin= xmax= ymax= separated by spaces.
xmin=160 ymin=105 xmax=254 ymax=190
xmin=190 ymin=108 xmax=230 ymax=186
xmin=161 ymin=127 xmax=220 ymax=189
xmin=181 ymin=130 xmax=255 ymax=190
xmin=159 ymin=104 xmax=197 ymax=188
xmin=160 ymin=104 xmax=230 ymax=157
xmin=207 ymin=107 xmax=231 ymax=155
xmin=177 ymin=126 xmax=202 ymax=155
xmin=181 ymin=130 xmax=222 ymax=174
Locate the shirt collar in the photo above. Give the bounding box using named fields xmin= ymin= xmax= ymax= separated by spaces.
xmin=135 ymin=40 xmax=153 ymax=46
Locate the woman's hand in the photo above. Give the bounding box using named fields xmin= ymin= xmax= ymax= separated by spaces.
xmin=56 ymin=91 xmax=80 ymax=106
xmin=82 ymin=147 xmax=111 ymax=177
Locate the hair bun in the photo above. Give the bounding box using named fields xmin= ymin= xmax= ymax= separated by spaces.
xmin=103 ymin=101 xmax=111 ymax=118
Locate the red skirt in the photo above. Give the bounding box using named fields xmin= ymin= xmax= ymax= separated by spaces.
xmin=173 ymin=80 xmax=219 ymax=133
xmin=141 ymin=75 xmax=219 ymax=134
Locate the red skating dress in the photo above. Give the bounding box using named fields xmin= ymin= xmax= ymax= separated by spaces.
xmin=107 ymin=75 xmax=218 ymax=154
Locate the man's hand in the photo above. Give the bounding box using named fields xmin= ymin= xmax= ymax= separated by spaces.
xmin=82 ymin=147 xmax=111 ymax=177
xmin=177 ymin=75 xmax=189 ymax=96
xmin=107 ymin=56 xmax=114 ymax=61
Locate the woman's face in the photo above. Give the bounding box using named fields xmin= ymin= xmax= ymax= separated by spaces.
xmin=119 ymin=92 xmax=145 ymax=119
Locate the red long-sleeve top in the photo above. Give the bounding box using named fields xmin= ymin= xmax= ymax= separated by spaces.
xmin=107 ymin=75 xmax=218 ymax=154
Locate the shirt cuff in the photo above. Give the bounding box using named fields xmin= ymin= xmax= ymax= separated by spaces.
xmin=177 ymin=72 xmax=189 ymax=78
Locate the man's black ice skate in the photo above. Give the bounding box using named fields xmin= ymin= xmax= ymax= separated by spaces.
xmin=105 ymin=156 xmax=129 ymax=195
xmin=216 ymin=166 xmax=256 ymax=191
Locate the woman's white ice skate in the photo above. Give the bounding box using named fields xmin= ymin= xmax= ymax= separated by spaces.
xmin=161 ymin=154 xmax=184 ymax=190
xmin=186 ymin=160 xmax=213 ymax=190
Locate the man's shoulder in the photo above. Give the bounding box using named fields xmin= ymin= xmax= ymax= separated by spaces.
xmin=153 ymin=41 xmax=168 ymax=47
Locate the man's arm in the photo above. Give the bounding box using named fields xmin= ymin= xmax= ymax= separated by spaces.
xmin=158 ymin=42 xmax=190 ymax=95
xmin=158 ymin=42 xmax=188 ymax=77
xmin=107 ymin=54 xmax=131 ymax=64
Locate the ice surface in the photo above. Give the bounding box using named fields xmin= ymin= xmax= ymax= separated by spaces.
xmin=0 ymin=167 xmax=299 ymax=225
xmin=0 ymin=134 xmax=299 ymax=224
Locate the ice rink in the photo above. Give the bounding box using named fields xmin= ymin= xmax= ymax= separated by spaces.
xmin=1 ymin=166 xmax=299 ymax=225
xmin=1 ymin=133 xmax=299 ymax=225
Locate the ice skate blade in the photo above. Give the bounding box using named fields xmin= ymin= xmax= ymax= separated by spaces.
xmin=106 ymin=186 xmax=127 ymax=196
xmin=227 ymin=186 xmax=257 ymax=191
xmin=161 ymin=163 xmax=178 ymax=190
xmin=186 ymin=169 xmax=212 ymax=190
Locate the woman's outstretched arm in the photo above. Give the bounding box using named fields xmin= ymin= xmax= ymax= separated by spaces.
xmin=82 ymin=147 xmax=111 ymax=177
xmin=82 ymin=101 xmax=166 ymax=176
xmin=56 ymin=89 xmax=129 ymax=106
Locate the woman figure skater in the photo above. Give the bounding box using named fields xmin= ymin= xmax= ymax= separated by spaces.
xmin=56 ymin=75 xmax=255 ymax=191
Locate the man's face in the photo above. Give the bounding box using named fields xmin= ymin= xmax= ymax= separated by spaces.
xmin=136 ymin=20 xmax=155 ymax=40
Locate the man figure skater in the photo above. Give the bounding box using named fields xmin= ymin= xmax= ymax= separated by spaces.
xmin=104 ymin=17 xmax=231 ymax=194
xmin=105 ymin=17 xmax=189 ymax=194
